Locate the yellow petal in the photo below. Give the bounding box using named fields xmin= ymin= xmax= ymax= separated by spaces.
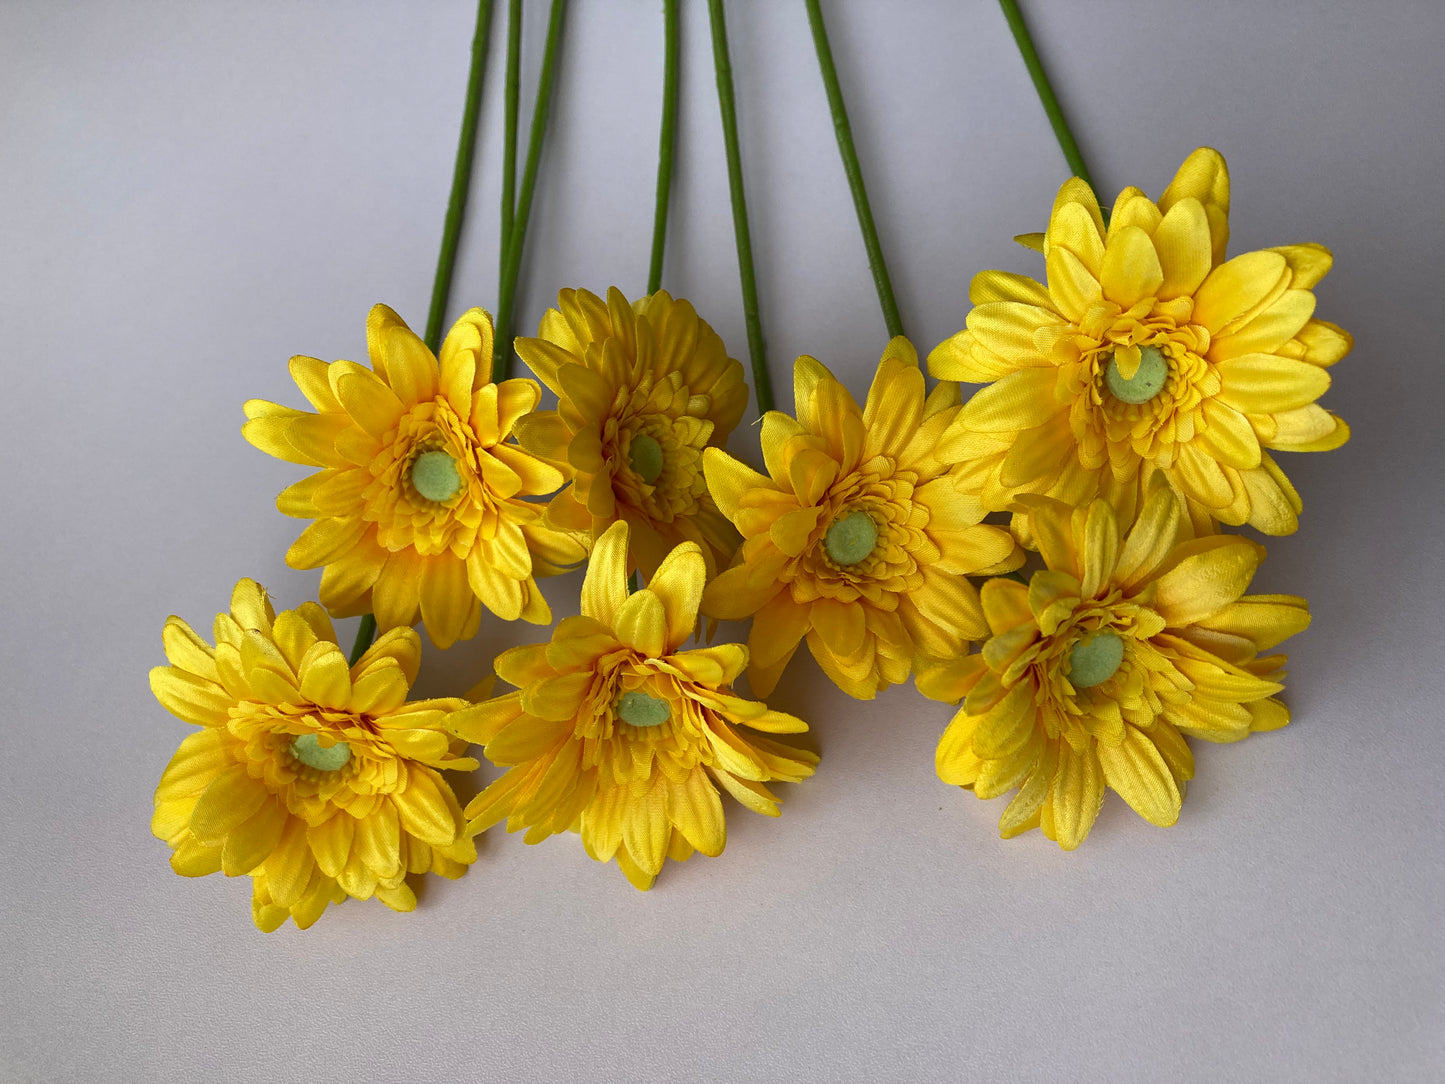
xmin=959 ymin=366 xmax=1060 ymax=432
xmin=1295 ymin=319 xmax=1352 ymax=367
xmin=1050 ymin=741 xmax=1104 ymax=850
xmin=613 ymin=589 xmax=667 ymax=658
xmin=150 ymin=666 xmax=231 ymax=727
xmin=1197 ymin=594 xmax=1310 ymax=651
xmin=647 ymin=542 xmax=706 ymax=651
xmin=1270 ymin=243 xmax=1332 ymax=289
xmin=1097 ymin=726 xmax=1181 ymax=827
xmin=581 ymin=520 xmax=630 ymax=625
xmin=188 ymin=764 xmax=268 ymax=843
xmin=1215 ymin=353 xmax=1330 ymax=413
xmin=970 ymin=679 xmax=1034 ymax=759
xmin=704 ymin=447 xmax=771 ymax=520
xmin=392 ymin=765 xmax=461 ymax=846
xmin=334 ymin=368 xmax=405 ymax=439
xmin=1045 ymin=245 xmax=1102 ymax=323
xmin=999 ymin=413 xmax=1075 ymax=489
xmin=418 ymin=552 xmax=475 ymax=650
xmin=1153 ymin=196 xmax=1212 ymax=299
xmin=1153 ymin=537 xmax=1262 ymax=625
xmin=285 ymin=515 xmax=366 ymax=570
xmin=1078 ymin=499 xmax=1120 ymax=598
xmin=288 ymin=354 xmax=343 ymax=412
xmin=222 ymin=799 xmax=287 ymax=876
xmin=1213 ymin=289 xmax=1316 ymax=360
xmin=263 ymin=816 xmax=315 ymax=907
xmin=366 ymin=303 xmax=438 ymax=405
xmin=862 ymin=352 xmax=925 ymax=458
xmin=1115 ymin=483 xmax=1185 ymax=587
xmin=969 ymin=270 xmax=1052 ymax=308
xmin=1099 ymin=225 xmax=1164 ymax=307
xmin=1192 ymin=251 xmax=1288 ymax=333
xmin=1159 ymin=147 xmax=1230 ymax=265
xmin=670 ymin=769 xmax=726 ymax=857
xmin=297 ymin=641 xmax=352 ymax=709
xmin=307 ymin=814 xmax=355 ymax=878
xmin=1195 ymin=399 xmax=1262 ymax=469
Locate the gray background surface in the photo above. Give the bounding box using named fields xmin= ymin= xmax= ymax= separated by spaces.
xmin=2 ymin=1 xmax=1441 ymax=1081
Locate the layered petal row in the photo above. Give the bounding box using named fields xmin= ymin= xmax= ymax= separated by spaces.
xmin=917 ymin=484 xmax=1309 ymax=849
xmin=150 ymin=579 xmax=478 ymax=930
xmin=514 ymin=287 xmax=749 ymax=579
xmin=244 ymin=305 xmax=585 ymax=648
xmin=928 ymin=147 xmax=1351 ymax=536
xmin=450 ymin=521 xmax=816 ymax=890
xmin=702 ymin=340 xmax=1022 ymax=698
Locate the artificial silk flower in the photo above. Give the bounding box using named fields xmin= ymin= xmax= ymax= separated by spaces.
xmin=451 ymin=520 xmax=817 ymax=891
xmin=243 ymin=304 xmax=585 ymax=648
xmin=700 ymin=340 xmax=1021 ymax=699
xmin=150 ymin=579 xmax=478 ymax=931
xmin=928 ymin=147 xmax=1351 ymax=536
xmin=916 ymin=483 xmax=1309 ymax=850
xmin=513 ymin=287 xmax=749 ymax=578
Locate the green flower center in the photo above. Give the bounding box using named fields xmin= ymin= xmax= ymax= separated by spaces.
xmin=1067 ymin=631 xmax=1125 ymax=688
xmin=291 ymin=732 xmax=352 ymax=771
xmin=628 ymin=433 xmax=664 ymax=485
xmin=824 ymin=510 xmax=878 ymax=566
xmin=410 ymin=450 xmax=463 ymax=502
xmin=616 ymin=690 xmax=670 ymax=728
xmin=1104 ymin=344 xmax=1169 ymax=404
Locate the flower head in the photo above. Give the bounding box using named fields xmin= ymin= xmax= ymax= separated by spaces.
xmin=452 ymin=521 xmax=817 ymax=890
xmin=243 ymin=305 xmax=585 ymax=648
xmin=917 ymin=484 xmax=1309 ymax=849
xmin=701 ymin=340 xmax=1021 ymax=699
xmin=513 ymin=287 xmax=749 ymax=578
xmin=150 ymin=579 xmax=478 ymax=930
xmin=929 ymin=148 xmax=1351 ymax=536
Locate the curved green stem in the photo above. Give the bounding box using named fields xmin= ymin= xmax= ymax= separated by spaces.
xmin=494 ymin=0 xmax=568 ymax=381
xmin=997 ymin=0 xmax=1096 ymax=191
xmin=499 ymin=0 xmax=521 ymax=300
xmin=647 ymin=0 xmax=680 ymax=295
xmin=355 ymin=0 xmax=493 ymax=663
xmin=804 ymin=0 xmax=904 ymax=341
xmin=707 ymin=0 xmax=772 ymax=415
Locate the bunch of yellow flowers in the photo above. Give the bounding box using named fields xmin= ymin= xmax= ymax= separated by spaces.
xmin=147 ymin=147 xmax=1348 ymax=932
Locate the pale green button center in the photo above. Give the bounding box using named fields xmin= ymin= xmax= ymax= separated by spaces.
xmin=616 ymin=690 xmax=670 ymax=728
xmin=628 ymin=433 xmax=664 ymax=485
xmin=1105 ymin=344 xmax=1169 ymax=404
xmin=1067 ymin=631 xmax=1125 ymax=688
xmin=291 ymin=732 xmax=352 ymax=771
xmin=825 ymin=510 xmax=878 ymax=566
xmin=411 ymin=450 xmax=463 ymax=502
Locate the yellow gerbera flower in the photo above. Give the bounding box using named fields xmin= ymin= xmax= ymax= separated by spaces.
xmin=513 ymin=287 xmax=749 ymax=578
xmin=700 ymin=340 xmax=1022 ymax=699
xmin=929 ymin=147 xmax=1351 ymax=536
xmin=243 ymin=304 xmax=585 ymax=648
xmin=917 ymin=484 xmax=1309 ymax=850
xmin=150 ymin=579 xmax=479 ymax=931
xmin=450 ymin=520 xmax=817 ymax=891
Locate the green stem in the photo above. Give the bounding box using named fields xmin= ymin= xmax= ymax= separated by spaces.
xmin=356 ymin=0 xmax=493 ymax=663
xmin=997 ymin=0 xmax=1096 ymax=192
xmin=804 ymin=0 xmax=903 ymax=341
xmin=494 ymin=0 xmax=568 ymax=381
xmin=348 ymin=614 xmax=378 ymax=666
xmin=707 ymin=0 xmax=772 ymax=415
xmin=425 ymin=0 xmax=495 ymax=352
xmin=647 ymin=0 xmax=680 ymax=295
xmin=499 ymin=0 xmax=521 ymax=298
